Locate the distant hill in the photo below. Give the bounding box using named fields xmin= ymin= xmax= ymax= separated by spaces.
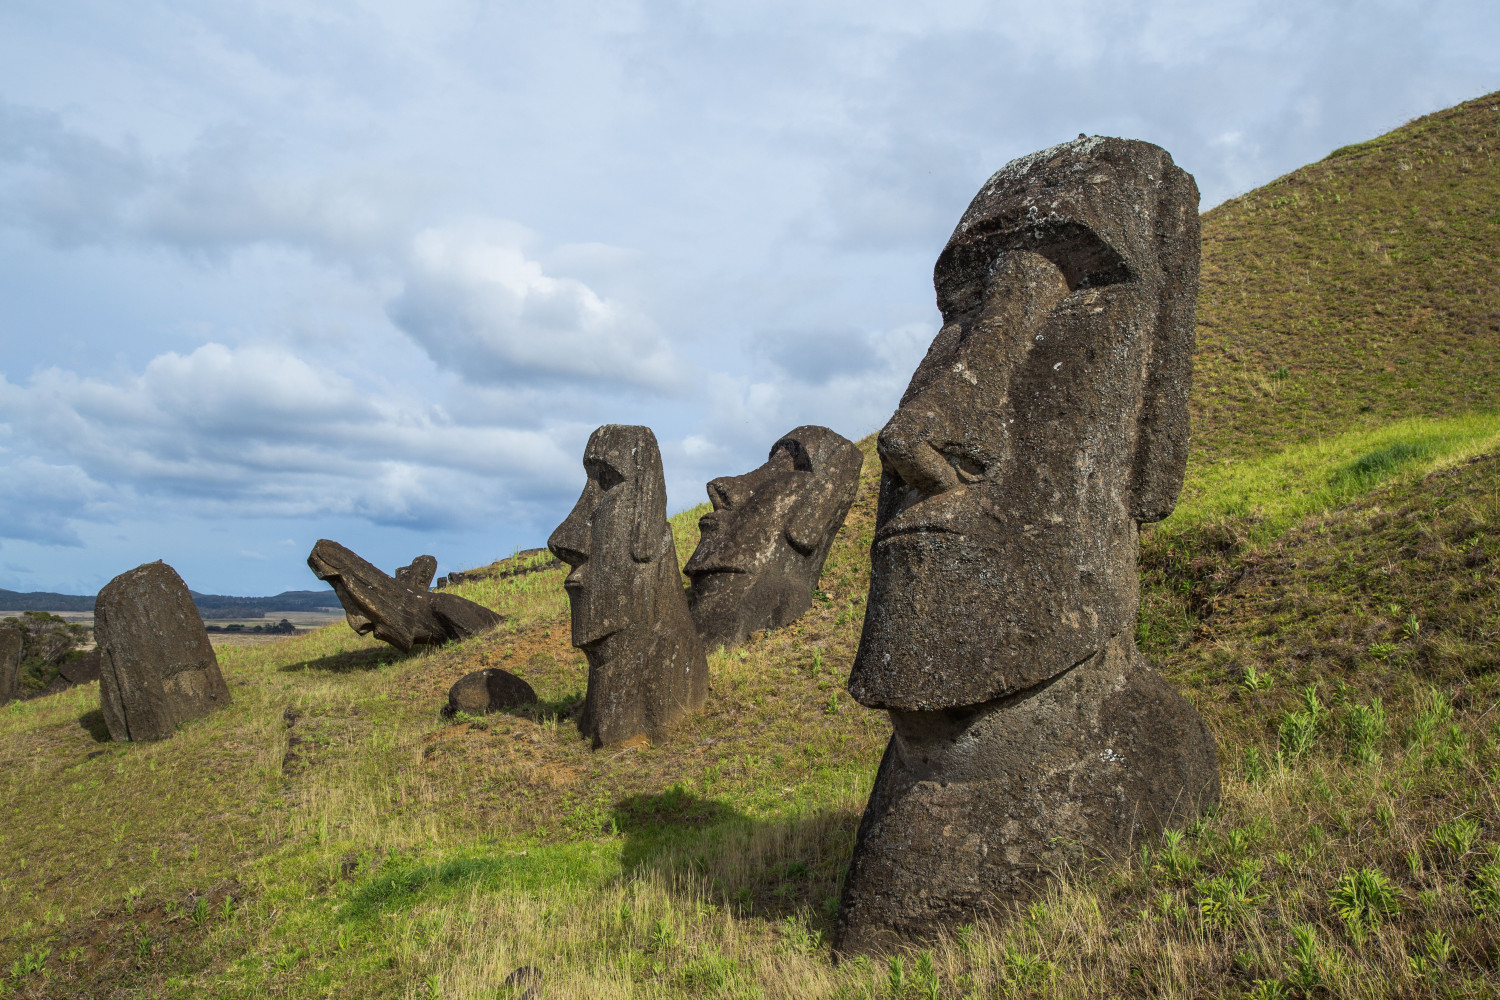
xmin=0 ymin=588 xmax=341 ymax=617
xmin=1192 ymin=91 xmax=1500 ymax=463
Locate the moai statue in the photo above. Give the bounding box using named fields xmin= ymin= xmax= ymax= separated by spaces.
xmin=95 ymin=561 xmax=231 ymax=742
xmin=549 ymin=425 xmax=708 ymax=747
xmin=308 ymin=541 xmax=501 ymax=652
xmin=684 ymin=426 xmax=864 ymax=649
xmin=0 ymin=625 xmax=22 ymax=706
xmin=835 ymin=137 xmax=1221 ymax=954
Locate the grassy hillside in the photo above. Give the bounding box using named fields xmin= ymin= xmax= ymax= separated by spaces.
xmin=1192 ymin=92 xmax=1500 ymax=464
xmin=3 ymin=92 xmax=1500 ymax=999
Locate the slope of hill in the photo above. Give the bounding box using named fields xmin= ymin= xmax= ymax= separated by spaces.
xmin=1192 ymin=92 xmax=1500 ymax=464
xmin=2 ymin=93 xmax=1499 ymax=999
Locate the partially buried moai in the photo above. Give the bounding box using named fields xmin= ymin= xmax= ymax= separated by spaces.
xmin=95 ymin=561 xmax=231 ymax=742
xmin=684 ymin=426 xmax=863 ymax=649
xmin=835 ymin=137 xmax=1221 ymax=954
xmin=549 ymin=425 xmax=708 ymax=747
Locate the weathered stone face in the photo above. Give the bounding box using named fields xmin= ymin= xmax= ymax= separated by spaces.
xmin=836 ymin=138 xmax=1218 ymax=954
xmin=0 ymin=626 xmax=22 ymax=705
xmin=549 ymin=425 xmax=708 ymax=747
xmin=95 ymin=561 xmax=231 ymax=742
xmin=685 ymin=426 xmax=863 ymax=649
xmin=849 ymin=136 xmax=1201 ymax=712
xmin=308 ymin=541 xmax=501 ymax=653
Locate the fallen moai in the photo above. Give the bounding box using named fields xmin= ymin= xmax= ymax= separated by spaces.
xmin=684 ymin=425 xmax=863 ymax=649
xmin=95 ymin=561 xmax=231 ymax=742
xmin=446 ymin=667 xmax=538 ymax=716
xmin=307 ymin=541 xmax=502 ymax=653
xmin=0 ymin=626 xmax=21 ymax=705
xmin=835 ymin=136 xmax=1221 ymax=954
xmin=549 ymin=425 xmax=707 ymax=747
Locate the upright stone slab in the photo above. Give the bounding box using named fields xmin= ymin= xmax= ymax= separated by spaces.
xmin=549 ymin=425 xmax=708 ymax=747
xmin=0 ymin=626 xmax=22 ymax=705
xmin=308 ymin=541 xmax=501 ymax=653
xmin=95 ymin=561 xmax=231 ymax=742
xmin=684 ymin=426 xmax=863 ymax=649
xmin=395 ymin=555 xmax=438 ymax=591
xmin=835 ymin=137 xmax=1220 ymax=955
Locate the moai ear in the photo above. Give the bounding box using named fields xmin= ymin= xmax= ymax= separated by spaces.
xmin=630 ymin=433 xmax=669 ymax=563
xmin=1130 ymin=165 xmax=1200 ymax=524
xmin=784 ymin=490 xmax=829 ymax=556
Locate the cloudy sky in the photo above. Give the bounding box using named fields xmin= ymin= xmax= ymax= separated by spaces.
xmin=1 ymin=0 xmax=1496 ymax=597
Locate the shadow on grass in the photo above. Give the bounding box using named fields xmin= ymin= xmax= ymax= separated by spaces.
xmin=77 ymin=708 xmax=111 ymax=742
xmin=337 ymin=786 xmax=860 ymax=935
xmin=279 ymin=645 xmax=417 ymax=674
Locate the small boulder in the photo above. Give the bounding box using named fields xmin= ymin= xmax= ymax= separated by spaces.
xmin=446 ymin=668 xmax=538 ymax=716
xmin=504 ymin=966 xmax=543 ymax=1000
xmin=95 ymin=561 xmax=231 ymax=742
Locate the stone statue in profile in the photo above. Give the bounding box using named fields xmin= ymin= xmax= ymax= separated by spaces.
xmin=685 ymin=425 xmax=863 ymax=649
xmin=835 ymin=137 xmax=1221 ymax=954
xmin=549 ymin=424 xmax=707 ymax=747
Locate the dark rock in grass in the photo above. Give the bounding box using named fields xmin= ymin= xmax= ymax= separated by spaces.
xmin=504 ymin=966 xmax=543 ymax=999
xmin=445 ymin=667 xmax=538 ymax=716
xmin=0 ymin=625 xmax=21 ymax=705
xmin=394 ymin=554 xmax=438 ymax=591
xmin=836 ymin=137 xmax=1218 ymax=953
xmin=307 ymin=540 xmax=502 ymax=653
xmin=549 ymin=425 xmax=707 ymax=747
xmin=834 ymin=634 xmax=1220 ymax=954
xmin=95 ymin=561 xmax=231 ymax=742
xmin=57 ymin=648 xmax=101 ymax=686
xmin=684 ymin=425 xmax=863 ymax=649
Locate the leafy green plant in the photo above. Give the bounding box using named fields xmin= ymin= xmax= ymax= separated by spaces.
xmin=1282 ymin=924 xmax=1327 ymax=992
xmin=1469 ymin=859 xmax=1500 ymax=915
xmin=1406 ymin=928 xmax=1454 ymax=976
xmin=192 ymin=895 xmax=210 ymax=929
xmin=1329 ymin=868 xmax=1401 ymax=945
xmin=999 ymin=948 xmax=1054 ymax=993
xmin=1196 ymin=861 xmax=1268 ymax=929
xmin=1242 ymin=664 xmax=1275 ymax=691
xmin=1343 ymin=698 xmax=1388 ymax=764
xmin=1278 ymin=708 xmax=1319 ymax=762
xmin=1429 ymin=817 xmax=1480 ymax=861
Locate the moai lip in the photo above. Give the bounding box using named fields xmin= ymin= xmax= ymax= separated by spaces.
xmin=549 ymin=425 xmax=708 ymax=748
xmin=308 ymin=541 xmax=501 ymax=652
xmin=836 ymin=136 xmax=1220 ymax=954
xmin=684 ymin=425 xmax=863 ymax=650
xmin=95 ymin=561 xmax=231 ymax=742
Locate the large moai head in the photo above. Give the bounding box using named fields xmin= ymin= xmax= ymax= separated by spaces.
xmin=549 ymin=425 xmax=675 ymax=648
xmin=684 ymin=425 xmax=863 ymax=648
xmin=549 ymin=425 xmax=707 ymax=746
xmin=848 ymin=136 xmax=1200 ymax=712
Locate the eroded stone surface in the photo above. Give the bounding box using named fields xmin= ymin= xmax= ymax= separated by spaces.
xmin=549 ymin=425 xmax=707 ymax=747
xmin=95 ymin=561 xmax=231 ymax=742
xmin=446 ymin=667 xmax=538 ymax=716
xmin=395 ymin=555 xmax=438 ymax=591
xmin=837 ymin=137 xmax=1218 ymax=953
xmin=58 ymin=648 xmax=101 ymax=686
xmin=308 ymin=541 xmax=501 ymax=653
xmin=685 ymin=426 xmax=862 ymax=649
xmin=0 ymin=626 xmax=21 ymax=705
xmin=835 ymin=635 xmax=1220 ymax=953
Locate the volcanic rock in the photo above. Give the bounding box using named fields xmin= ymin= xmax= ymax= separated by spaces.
xmin=549 ymin=425 xmax=707 ymax=747
xmin=95 ymin=561 xmax=231 ymax=742
xmin=446 ymin=667 xmax=538 ymax=716
xmin=685 ymin=426 xmax=862 ymax=649
xmin=307 ymin=541 xmax=502 ymax=653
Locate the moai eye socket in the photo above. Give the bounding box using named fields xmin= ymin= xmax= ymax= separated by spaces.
xmin=939 ymin=448 xmax=985 ymax=485
xmin=591 ymin=463 xmax=625 ymax=491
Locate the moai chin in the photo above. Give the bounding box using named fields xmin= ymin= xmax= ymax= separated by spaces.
xmin=835 ymin=137 xmax=1221 ymax=955
xmin=684 ymin=425 xmax=863 ymax=650
xmin=549 ymin=425 xmax=708 ymax=747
